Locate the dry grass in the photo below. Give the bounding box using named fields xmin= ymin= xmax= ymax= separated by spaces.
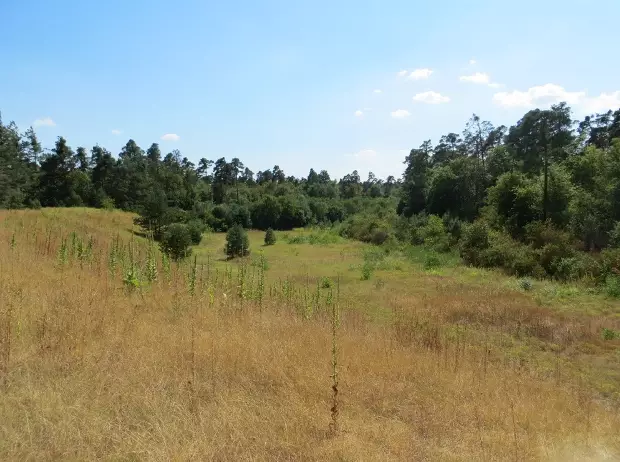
xmin=1 ymin=208 xmax=619 ymax=461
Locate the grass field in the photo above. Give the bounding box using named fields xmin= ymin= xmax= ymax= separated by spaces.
xmin=1 ymin=208 xmax=620 ymax=460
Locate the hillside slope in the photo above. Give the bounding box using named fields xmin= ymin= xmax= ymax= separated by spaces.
xmin=0 ymin=208 xmax=619 ymax=460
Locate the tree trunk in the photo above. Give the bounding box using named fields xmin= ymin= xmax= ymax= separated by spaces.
xmin=543 ymin=147 xmax=548 ymax=222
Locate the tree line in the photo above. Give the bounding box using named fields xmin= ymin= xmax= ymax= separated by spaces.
xmin=2 ymin=104 xmax=620 ymax=281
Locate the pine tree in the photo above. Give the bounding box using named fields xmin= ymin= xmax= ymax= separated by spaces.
xmin=225 ymin=224 xmax=250 ymax=258
xmin=264 ymin=228 xmax=276 ymax=245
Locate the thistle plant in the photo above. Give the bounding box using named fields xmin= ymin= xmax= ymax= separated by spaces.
xmin=329 ymin=275 xmax=340 ymax=434
xmin=145 ymin=241 xmax=158 ymax=284
xmin=58 ymin=237 xmax=68 ymax=266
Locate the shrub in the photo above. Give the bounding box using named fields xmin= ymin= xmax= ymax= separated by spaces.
xmin=186 ymin=219 xmax=206 ymax=245
xmin=609 ymin=222 xmax=620 ymax=248
xmin=597 ymin=248 xmax=620 ymax=283
xmin=101 ymin=197 xmax=116 ymax=210
xmin=460 ymin=221 xmax=491 ymax=266
xmin=602 ymin=328 xmax=619 ymax=341
xmin=479 ymin=232 xmax=519 ymax=268
xmin=251 ymin=253 xmax=269 ymax=270
xmin=510 ymin=251 xmax=544 ymax=278
xmin=160 ymin=223 xmax=192 ymax=261
xmin=370 ymin=228 xmax=390 ymax=245
xmin=320 ymin=277 xmax=333 ymax=289
xmin=424 ymin=252 xmax=441 ymax=270
xmin=605 ymin=275 xmax=620 ymax=298
xmin=264 ymin=228 xmax=277 ymax=246
xmin=361 ymin=262 xmax=373 ymax=280
xmin=537 ymin=243 xmax=574 ymax=277
xmin=553 ymin=255 xmax=599 ymax=282
xmin=225 ymin=224 xmax=250 ymax=258
xmin=420 ymin=215 xmax=450 ymax=252
xmin=443 ymin=215 xmax=462 ymax=246
xmin=518 ymin=278 xmax=534 ymax=291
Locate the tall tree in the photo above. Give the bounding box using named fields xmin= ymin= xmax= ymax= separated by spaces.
xmin=397 ymin=141 xmax=431 ymax=217
xmin=506 ymin=102 xmax=573 ymax=220
xmin=39 ymin=137 xmax=80 ymax=206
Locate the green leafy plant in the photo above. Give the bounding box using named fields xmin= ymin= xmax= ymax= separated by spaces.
xmin=160 ymin=223 xmax=193 ymax=261
xmin=225 ymin=224 xmax=250 ymax=258
xmin=605 ymin=275 xmax=620 ymax=298
xmin=264 ymin=228 xmax=277 ymax=246
xmin=518 ymin=278 xmax=533 ymax=291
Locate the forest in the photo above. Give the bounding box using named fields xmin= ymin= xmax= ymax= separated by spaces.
xmin=2 ymin=103 xmax=620 ymax=284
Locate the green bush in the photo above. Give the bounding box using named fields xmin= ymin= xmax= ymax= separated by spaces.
xmin=320 ymin=277 xmax=333 ymax=289
xmin=553 ymin=254 xmax=600 ymax=282
xmin=460 ymin=221 xmax=491 ymax=266
xmin=537 ymin=242 xmax=574 ymax=277
xmin=605 ymin=275 xmax=620 ymax=298
xmin=443 ymin=215 xmax=462 ymax=246
xmin=370 ymin=228 xmax=390 ymax=245
xmin=160 ymin=223 xmax=192 ymax=261
xmin=510 ymin=251 xmax=544 ymax=278
xmin=420 ymin=215 xmax=450 ymax=252
xmin=600 ymin=248 xmax=620 ymax=283
xmin=186 ymin=219 xmax=206 ymax=245
xmin=225 ymin=224 xmax=250 ymax=258
xmin=609 ymin=222 xmax=620 ymax=248
xmin=361 ymin=262 xmax=373 ymax=280
xmin=424 ymin=252 xmax=441 ymax=270
xmin=602 ymin=328 xmax=619 ymax=341
xmin=101 ymin=197 xmax=116 ymax=210
xmin=518 ymin=278 xmax=534 ymax=291
xmin=264 ymin=228 xmax=277 ymax=245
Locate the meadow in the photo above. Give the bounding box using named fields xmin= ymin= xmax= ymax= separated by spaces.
xmin=1 ymin=208 xmax=620 ymax=461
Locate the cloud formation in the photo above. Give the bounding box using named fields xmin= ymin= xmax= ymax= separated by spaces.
xmin=161 ymin=133 xmax=180 ymax=141
xmin=354 ymin=110 xmax=364 ymax=117
xmin=581 ymin=91 xmax=620 ymax=113
xmin=459 ymin=72 xmax=502 ymax=88
xmin=493 ymin=84 xmax=586 ymax=108
xmin=460 ymin=72 xmax=490 ymax=84
xmin=33 ymin=117 xmax=55 ymax=127
xmin=408 ymin=68 xmax=433 ymax=80
xmin=469 ymin=59 xmax=477 ymax=65
xmin=413 ymin=91 xmax=450 ymax=104
xmin=391 ymin=109 xmax=411 ymax=118
xmin=373 ymin=89 xmax=382 ymax=94
xmin=111 ymin=129 xmax=122 ymax=135
xmin=396 ymin=70 xmax=408 ymax=77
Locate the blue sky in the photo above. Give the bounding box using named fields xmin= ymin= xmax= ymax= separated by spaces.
xmin=2 ymin=0 xmax=620 ymax=180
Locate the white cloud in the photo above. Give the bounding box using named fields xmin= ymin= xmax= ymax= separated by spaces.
xmin=408 ymin=68 xmax=433 ymax=80
xmin=581 ymin=91 xmax=620 ymax=113
xmin=33 ymin=117 xmax=55 ymax=127
xmin=373 ymin=89 xmax=382 ymax=94
xmin=111 ymin=129 xmax=122 ymax=135
xmin=493 ymin=84 xmax=586 ymax=108
xmin=354 ymin=110 xmax=364 ymax=117
xmin=413 ymin=91 xmax=450 ymax=104
xmin=391 ymin=109 xmax=411 ymax=118
xmin=397 ymin=70 xmax=408 ymax=77
xmin=469 ymin=59 xmax=477 ymax=65
xmin=488 ymin=83 xmax=503 ymax=88
xmin=160 ymin=133 xmax=180 ymax=141
xmin=460 ymin=72 xmax=490 ymax=84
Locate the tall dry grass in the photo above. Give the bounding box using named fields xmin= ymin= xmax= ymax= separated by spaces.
xmin=0 ymin=209 xmax=619 ymax=461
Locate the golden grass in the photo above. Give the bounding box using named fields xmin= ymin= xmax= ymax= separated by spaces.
xmin=1 ymin=208 xmax=619 ymax=461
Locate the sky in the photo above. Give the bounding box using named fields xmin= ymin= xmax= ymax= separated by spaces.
xmin=2 ymin=0 xmax=620 ymax=180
